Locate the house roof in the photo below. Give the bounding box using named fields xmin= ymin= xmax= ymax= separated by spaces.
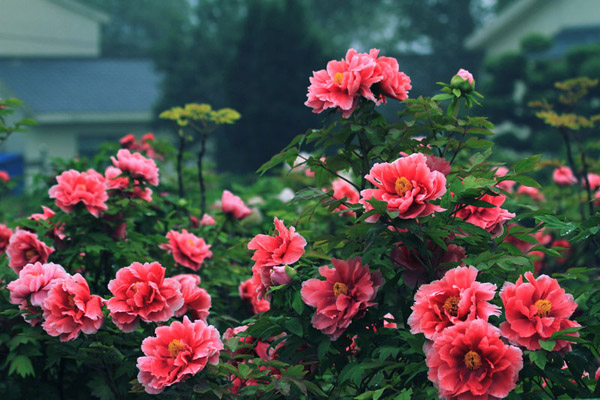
xmin=0 ymin=58 xmax=162 ymax=117
xmin=465 ymin=0 xmax=545 ymax=50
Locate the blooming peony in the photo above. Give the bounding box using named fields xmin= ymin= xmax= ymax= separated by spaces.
xmin=137 ymin=316 xmax=223 ymax=394
xmin=587 ymin=173 xmax=600 ymax=190
xmin=111 ymin=149 xmax=159 ymax=186
xmin=41 ymin=273 xmax=104 ymax=341
xmin=426 ymin=319 xmax=523 ymax=400
xmin=221 ymin=190 xmax=251 ymax=219
xmin=200 ymin=213 xmax=215 ymax=226
xmin=248 ymin=217 xmax=306 ymax=299
xmin=49 ymin=169 xmax=108 ymax=217
xmin=239 ymin=278 xmax=270 ymax=314
xmin=500 ymin=272 xmax=580 ymax=351
xmin=106 ymin=262 xmax=184 ymax=332
xmin=553 ymin=166 xmax=577 ymax=186
xmin=330 ymin=179 xmax=360 ymax=217
xmin=6 ymin=229 xmax=55 ymax=275
xmin=360 ymin=153 xmax=447 ymax=222
xmin=172 ymin=274 xmax=211 ymax=321
xmin=301 ymin=257 xmax=384 ymax=340
xmin=7 ymin=262 xmax=69 ymax=325
xmin=456 ymin=193 xmax=515 ymax=237
xmin=160 ymin=229 xmax=212 ymax=271
xmin=408 ymin=266 xmax=500 ymax=340
xmin=0 ymin=223 xmax=12 ymax=253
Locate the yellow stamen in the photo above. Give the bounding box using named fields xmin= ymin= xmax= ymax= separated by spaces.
xmin=333 ymin=282 xmax=349 ymax=297
xmin=394 ymin=177 xmax=413 ymax=196
xmin=187 ymin=239 xmax=195 ymax=247
xmin=67 ymin=294 xmax=76 ymax=308
xmin=535 ymin=299 xmax=552 ymax=317
xmin=464 ymin=351 xmax=482 ymax=370
xmin=334 ymin=72 xmax=344 ymax=86
xmin=77 ymin=184 xmax=87 ymax=191
xmin=168 ymin=339 xmax=186 ymax=358
xmin=443 ymin=296 xmax=460 ymax=317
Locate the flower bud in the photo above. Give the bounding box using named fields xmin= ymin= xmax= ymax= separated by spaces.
xmin=270 ymin=265 xmax=295 ymax=285
xmin=450 ymin=69 xmax=475 ymax=93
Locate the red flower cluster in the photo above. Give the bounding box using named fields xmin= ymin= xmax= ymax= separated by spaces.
xmin=120 ymin=132 xmax=163 ymax=160
xmin=456 ymin=193 xmax=515 ymax=237
xmin=111 ymin=149 xmax=159 ymax=186
xmin=305 ymin=48 xmax=411 ymax=117
xmin=160 ymin=229 xmax=213 ymax=271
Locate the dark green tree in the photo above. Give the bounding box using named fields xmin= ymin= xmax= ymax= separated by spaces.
xmin=217 ymin=0 xmax=325 ymax=173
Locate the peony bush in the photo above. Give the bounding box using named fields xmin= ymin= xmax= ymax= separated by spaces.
xmin=1 ymin=52 xmax=599 ymax=399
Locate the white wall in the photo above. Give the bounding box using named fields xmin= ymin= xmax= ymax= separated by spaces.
xmin=0 ymin=0 xmax=103 ymax=58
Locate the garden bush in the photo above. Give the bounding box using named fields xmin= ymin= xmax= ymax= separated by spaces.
xmin=0 ymin=48 xmax=599 ymax=399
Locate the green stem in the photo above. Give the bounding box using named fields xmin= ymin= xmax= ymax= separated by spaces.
xmin=177 ymin=130 xmax=186 ymax=199
xmin=198 ymin=134 xmax=207 ymax=216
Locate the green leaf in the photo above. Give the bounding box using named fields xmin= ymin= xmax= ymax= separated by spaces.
xmin=432 ymin=93 xmax=453 ymax=101
xmin=9 ymin=355 xmax=34 ymax=378
xmin=539 ymin=339 xmax=556 ymax=351
xmin=528 ymin=350 xmax=547 ymax=369
xmin=317 ymin=339 xmax=331 ymax=360
xmin=283 ymin=318 xmax=303 ymax=337
xmin=291 ymin=291 xmax=304 ymax=315
xmin=512 ymin=154 xmax=541 ymax=174
xmin=549 ymin=325 xmax=583 ymax=339
xmin=394 ymin=388 xmax=413 ymax=400
xmin=452 ymin=88 xmax=461 ymax=97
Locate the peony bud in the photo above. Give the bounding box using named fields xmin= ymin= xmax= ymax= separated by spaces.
xmin=270 ymin=265 xmax=295 ymax=285
xmin=450 ymin=69 xmax=475 ymax=93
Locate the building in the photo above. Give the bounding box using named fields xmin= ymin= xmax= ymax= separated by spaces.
xmin=466 ymin=0 xmax=600 ymax=58
xmin=0 ymin=0 xmax=162 ymax=181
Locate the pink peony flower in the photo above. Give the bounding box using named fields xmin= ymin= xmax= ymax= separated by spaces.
xmin=383 ymin=313 xmax=397 ymax=329
xmin=456 ymin=193 xmax=515 ymax=237
xmin=160 ymin=229 xmax=212 ymax=271
xmin=330 ymin=179 xmax=360 ymax=217
xmin=0 ymin=170 xmax=10 ymax=182
xmin=6 ymin=229 xmax=55 ymax=275
xmin=373 ymin=51 xmax=412 ymax=102
xmin=408 ymin=266 xmax=500 ymax=340
xmin=553 ymin=166 xmax=577 ymax=186
xmin=172 ymin=274 xmax=211 ymax=321
xmin=0 ymin=223 xmax=12 ymax=253
xmin=360 ymin=153 xmax=447 ymax=222
xmin=500 ymin=271 xmax=580 ymax=351
xmin=517 ymin=185 xmax=546 ymax=202
xmin=248 ymin=217 xmax=306 ymax=299
xmin=7 ymin=262 xmax=69 ymax=325
xmin=111 ymin=149 xmax=159 ymax=186
xmin=137 ymin=316 xmax=223 ymax=394
xmin=301 ymin=257 xmax=384 ymax=340
xmin=239 ymin=278 xmax=271 ymax=314
xmin=426 ymin=319 xmax=523 ymax=400
xmin=494 ymin=166 xmax=516 ymax=193
xmin=221 ymin=190 xmax=251 ymax=219
xmin=270 ymin=265 xmax=292 ymax=286
xmin=456 ymin=68 xmax=475 ymax=85
xmin=392 ymin=242 xmax=466 ymax=288
xmin=200 ymin=213 xmax=215 ymax=226
xmin=587 ymin=173 xmax=600 ymax=190
xmin=424 ymin=154 xmax=451 ymax=176
xmin=120 ymin=133 xmax=137 ymax=149
xmin=106 ymin=262 xmax=184 ymax=332
xmin=49 ymin=169 xmax=108 ymax=217
xmin=41 ymin=273 xmax=104 ymax=341
xmin=189 ymin=215 xmax=200 ymax=228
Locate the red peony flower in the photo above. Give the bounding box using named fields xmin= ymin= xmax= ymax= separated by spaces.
xmin=587 ymin=173 xmax=600 ymax=190
xmin=553 ymin=166 xmax=577 ymax=186
xmin=500 ymin=271 xmax=580 ymax=351
xmin=248 ymin=217 xmax=306 ymax=299
xmin=160 ymin=229 xmax=212 ymax=271
xmin=239 ymin=278 xmax=270 ymax=314
xmin=426 ymin=319 xmax=523 ymax=400
xmin=41 ymin=273 xmax=104 ymax=341
xmin=201 ymin=213 xmax=215 ymax=226
xmin=7 ymin=262 xmax=69 ymax=326
xmin=301 ymin=257 xmax=383 ymax=340
xmin=6 ymin=229 xmax=55 ymax=275
xmin=172 ymin=274 xmax=211 ymax=321
xmin=383 ymin=313 xmax=397 ymax=329
xmin=456 ymin=193 xmax=515 ymax=237
xmin=0 ymin=170 xmax=10 ymax=182
xmin=408 ymin=266 xmax=500 ymax=340
xmin=392 ymin=242 xmax=466 ymax=288
xmin=373 ymin=50 xmax=412 ymax=102
xmin=137 ymin=316 xmax=223 ymax=394
xmin=0 ymin=223 xmax=12 ymax=253
xmin=517 ymin=185 xmax=546 ymax=202
xmin=330 ymin=179 xmax=360 ymax=217
xmin=106 ymin=262 xmax=184 ymax=332
xmin=49 ymin=169 xmax=108 ymax=217
xmin=360 ymin=153 xmax=447 ymax=222
xmin=120 ymin=133 xmax=137 ymax=149
xmin=221 ymin=190 xmax=251 ymax=219
xmin=111 ymin=149 xmax=159 ymax=186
